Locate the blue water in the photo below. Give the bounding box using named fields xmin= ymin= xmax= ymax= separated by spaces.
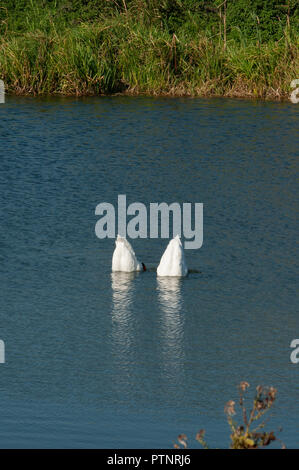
xmin=0 ymin=96 xmax=298 ymax=448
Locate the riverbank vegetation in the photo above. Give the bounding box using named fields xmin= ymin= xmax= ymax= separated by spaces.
xmin=174 ymin=381 xmax=284 ymax=449
xmin=0 ymin=1 xmax=298 ymax=99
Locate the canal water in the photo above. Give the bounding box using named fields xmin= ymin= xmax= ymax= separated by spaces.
xmin=0 ymin=96 xmax=298 ymax=448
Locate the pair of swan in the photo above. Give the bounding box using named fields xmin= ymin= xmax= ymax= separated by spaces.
xmin=112 ymin=234 xmax=188 ymax=277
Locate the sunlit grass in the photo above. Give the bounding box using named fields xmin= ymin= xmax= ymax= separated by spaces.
xmin=0 ymin=7 xmax=298 ymax=99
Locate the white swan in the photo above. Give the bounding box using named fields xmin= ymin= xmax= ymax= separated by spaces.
xmin=112 ymin=235 xmax=146 ymax=272
xmin=157 ymin=235 xmax=188 ymax=277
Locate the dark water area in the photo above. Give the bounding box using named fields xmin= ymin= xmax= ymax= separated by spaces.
xmin=0 ymin=96 xmax=298 ymax=448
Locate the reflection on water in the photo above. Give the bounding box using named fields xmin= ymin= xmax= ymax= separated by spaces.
xmin=157 ymin=277 xmax=183 ymax=315
xmin=157 ymin=277 xmax=185 ymax=381
xmin=111 ymin=272 xmax=137 ymax=355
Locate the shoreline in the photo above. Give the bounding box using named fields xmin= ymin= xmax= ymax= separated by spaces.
xmin=5 ymin=89 xmax=293 ymax=102
xmin=5 ymin=93 xmax=291 ymax=103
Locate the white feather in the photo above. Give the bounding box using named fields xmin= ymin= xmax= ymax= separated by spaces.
xmin=157 ymin=235 xmax=188 ymax=277
xmin=112 ymin=235 xmax=142 ymax=272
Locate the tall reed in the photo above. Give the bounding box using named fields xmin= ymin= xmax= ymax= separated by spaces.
xmin=0 ymin=6 xmax=298 ymax=99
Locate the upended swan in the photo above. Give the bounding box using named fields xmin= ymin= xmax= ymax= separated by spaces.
xmin=157 ymin=235 xmax=188 ymax=277
xmin=112 ymin=235 xmax=146 ymax=272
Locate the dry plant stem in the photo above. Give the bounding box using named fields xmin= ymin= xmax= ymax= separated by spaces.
xmin=174 ymin=382 xmax=281 ymax=449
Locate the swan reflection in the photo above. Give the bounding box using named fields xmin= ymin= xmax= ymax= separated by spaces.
xmin=157 ymin=277 xmax=183 ymax=314
xmin=111 ymin=272 xmax=137 ymax=359
xmin=157 ymin=277 xmax=185 ymax=381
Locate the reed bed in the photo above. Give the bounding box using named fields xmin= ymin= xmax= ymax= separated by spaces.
xmin=0 ymin=7 xmax=298 ymax=99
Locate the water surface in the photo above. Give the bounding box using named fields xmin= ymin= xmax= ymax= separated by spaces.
xmin=0 ymin=96 xmax=298 ymax=448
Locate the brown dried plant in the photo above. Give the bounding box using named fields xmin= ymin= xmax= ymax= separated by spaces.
xmin=174 ymin=381 xmax=284 ymax=449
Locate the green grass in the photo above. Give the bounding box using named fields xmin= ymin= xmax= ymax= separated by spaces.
xmin=0 ymin=3 xmax=298 ymax=99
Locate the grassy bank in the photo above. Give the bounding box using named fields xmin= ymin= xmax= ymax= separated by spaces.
xmin=0 ymin=1 xmax=298 ymax=99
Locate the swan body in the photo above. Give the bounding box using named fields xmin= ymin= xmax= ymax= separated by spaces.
xmin=112 ymin=235 xmax=143 ymax=272
xmin=157 ymin=235 xmax=188 ymax=277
